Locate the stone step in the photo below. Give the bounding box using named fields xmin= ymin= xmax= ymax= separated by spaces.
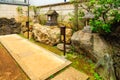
xmin=0 ymin=34 xmax=71 ymax=80
xmin=51 ymin=67 xmax=89 ymax=80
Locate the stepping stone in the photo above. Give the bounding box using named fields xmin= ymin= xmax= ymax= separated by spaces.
xmin=0 ymin=34 xmax=71 ymax=80
xmin=51 ymin=67 xmax=89 ymax=80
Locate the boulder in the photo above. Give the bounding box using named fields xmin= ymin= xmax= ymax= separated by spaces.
xmin=33 ymin=23 xmax=72 ymax=46
xmin=0 ymin=25 xmax=12 ymax=35
xmin=23 ymin=32 xmax=33 ymax=39
xmin=104 ymin=34 xmax=120 ymax=80
xmin=57 ymin=43 xmax=71 ymax=52
xmin=71 ymin=30 xmax=120 ymax=79
xmin=20 ymin=22 xmax=33 ymax=39
xmin=0 ymin=18 xmax=21 ymax=35
xmin=71 ymin=30 xmax=111 ymax=61
xmin=112 ymin=51 xmax=120 ymax=80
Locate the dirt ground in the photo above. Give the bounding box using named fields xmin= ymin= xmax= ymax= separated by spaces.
xmin=0 ymin=44 xmax=29 ymax=80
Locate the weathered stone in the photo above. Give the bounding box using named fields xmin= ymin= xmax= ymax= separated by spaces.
xmin=20 ymin=21 xmax=34 ymax=38
xmin=57 ymin=43 xmax=71 ymax=52
xmin=95 ymin=54 xmax=117 ymax=80
xmin=71 ymin=30 xmax=111 ymax=61
xmin=82 ymin=25 xmax=92 ymax=33
xmin=0 ymin=25 xmax=12 ymax=35
xmin=51 ymin=67 xmax=89 ymax=80
xmin=116 ymin=26 xmax=120 ymax=33
xmin=33 ymin=23 xmax=72 ymax=46
xmin=21 ymin=26 xmax=28 ymax=33
xmin=23 ymin=32 xmax=33 ymax=39
xmin=112 ymin=51 xmax=120 ymax=80
xmin=0 ymin=18 xmax=21 ymax=35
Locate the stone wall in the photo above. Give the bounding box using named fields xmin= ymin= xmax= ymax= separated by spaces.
xmin=37 ymin=2 xmax=89 ymax=29
xmin=37 ymin=2 xmax=74 ymax=21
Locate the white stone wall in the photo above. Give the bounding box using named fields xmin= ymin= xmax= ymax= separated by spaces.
xmin=38 ymin=3 xmax=74 ymax=21
xmin=0 ymin=4 xmax=27 ymax=19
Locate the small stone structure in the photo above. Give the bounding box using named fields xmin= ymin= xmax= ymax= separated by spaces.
xmin=46 ymin=10 xmax=58 ymax=26
xmin=83 ymin=12 xmax=94 ymax=33
xmin=57 ymin=43 xmax=71 ymax=52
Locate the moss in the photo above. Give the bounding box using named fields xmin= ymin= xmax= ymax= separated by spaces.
xmin=66 ymin=53 xmax=95 ymax=76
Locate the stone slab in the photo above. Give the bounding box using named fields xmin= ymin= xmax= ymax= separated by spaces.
xmin=0 ymin=34 xmax=71 ymax=80
xmin=51 ymin=67 xmax=89 ymax=80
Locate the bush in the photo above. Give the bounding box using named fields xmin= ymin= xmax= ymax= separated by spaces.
xmin=38 ymin=14 xmax=47 ymax=25
xmin=89 ymin=0 xmax=120 ymax=34
xmin=73 ymin=0 xmax=120 ymax=34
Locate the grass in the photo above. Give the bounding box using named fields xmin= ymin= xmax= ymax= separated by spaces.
xmin=18 ymin=34 xmax=97 ymax=79
xmin=66 ymin=53 xmax=95 ymax=76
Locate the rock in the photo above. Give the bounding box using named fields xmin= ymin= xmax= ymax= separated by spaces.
xmin=82 ymin=25 xmax=92 ymax=33
xmin=9 ymin=18 xmax=16 ymax=25
xmin=33 ymin=23 xmax=72 ymax=46
xmin=20 ymin=21 xmax=33 ymax=38
xmin=0 ymin=18 xmax=21 ymax=35
xmin=23 ymin=32 xmax=33 ymax=39
xmin=65 ymin=29 xmax=72 ymax=43
xmin=0 ymin=25 xmax=12 ymax=35
xmin=21 ymin=26 xmax=28 ymax=33
xmin=104 ymin=34 xmax=120 ymax=80
xmin=58 ymin=22 xmax=73 ymax=29
xmin=71 ymin=29 xmax=120 ymax=79
xmin=71 ymin=30 xmax=111 ymax=61
xmin=112 ymin=51 xmax=120 ymax=80
xmin=116 ymin=26 xmax=120 ymax=33
xmin=57 ymin=43 xmax=71 ymax=52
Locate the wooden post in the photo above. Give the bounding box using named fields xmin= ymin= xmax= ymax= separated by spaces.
xmin=63 ymin=27 xmax=66 ymax=56
xmin=27 ymin=0 xmax=30 ymax=39
xmin=60 ymin=26 xmax=66 ymax=56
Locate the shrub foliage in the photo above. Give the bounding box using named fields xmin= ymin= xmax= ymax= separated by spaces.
xmin=71 ymin=0 xmax=120 ymax=33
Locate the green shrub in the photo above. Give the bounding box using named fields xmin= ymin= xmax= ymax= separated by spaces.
xmin=89 ymin=0 xmax=120 ymax=34
xmin=94 ymin=73 xmax=102 ymax=80
xmin=38 ymin=14 xmax=47 ymax=25
xmin=71 ymin=0 xmax=120 ymax=34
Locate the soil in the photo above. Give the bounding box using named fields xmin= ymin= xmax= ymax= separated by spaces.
xmin=0 ymin=44 xmax=29 ymax=80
